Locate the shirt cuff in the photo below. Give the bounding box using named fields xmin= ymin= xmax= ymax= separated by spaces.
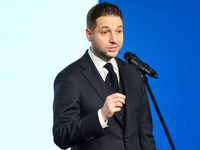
xmin=97 ymin=109 xmax=108 ymax=128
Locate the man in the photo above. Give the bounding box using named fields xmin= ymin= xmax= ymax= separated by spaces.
xmin=53 ymin=2 xmax=156 ymax=150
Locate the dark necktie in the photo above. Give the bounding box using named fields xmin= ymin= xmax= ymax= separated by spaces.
xmin=104 ymin=63 xmax=118 ymax=93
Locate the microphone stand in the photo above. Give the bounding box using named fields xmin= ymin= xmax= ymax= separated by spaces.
xmin=141 ymin=74 xmax=176 ymax=150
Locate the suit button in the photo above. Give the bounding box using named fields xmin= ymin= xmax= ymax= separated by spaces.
xmin=120 ymin=116 xmax=123 ymax=119
xmin=124 ymin=139 xmax=128 ymax=142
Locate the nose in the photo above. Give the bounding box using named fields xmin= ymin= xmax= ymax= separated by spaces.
xmin=109 ymin=32 xmax=118 ymax=44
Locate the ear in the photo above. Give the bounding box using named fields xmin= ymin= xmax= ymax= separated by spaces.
xmin=86 ymin=28 xmax=92 ymax=42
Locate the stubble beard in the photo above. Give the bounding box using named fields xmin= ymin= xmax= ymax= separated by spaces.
xmin=91 ymin=39 xmax=122 ymax=62
xmin=99 ymin=46 xmax=121 ymax=62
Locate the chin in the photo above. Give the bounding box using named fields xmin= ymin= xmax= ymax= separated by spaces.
xmin=108 ymin=51 xmax=119 ymax=58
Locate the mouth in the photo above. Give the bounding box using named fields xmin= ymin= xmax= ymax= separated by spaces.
xmin=108 ymin=45 xmax=118 ymax=52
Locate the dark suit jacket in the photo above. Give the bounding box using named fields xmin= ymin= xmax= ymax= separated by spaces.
xmin=53 ymin=50 xmax=156 ymax=150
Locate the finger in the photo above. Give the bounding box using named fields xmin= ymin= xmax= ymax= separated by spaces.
xmin=116 ymin=102 xmax=123 ymax=108
xmin=111 ymin=93 xmax=126 ymax=99
xmin=115 ymin=98 xmax=126 ymax=104
xmin=115 ymin=107 xmax=121 ymax=112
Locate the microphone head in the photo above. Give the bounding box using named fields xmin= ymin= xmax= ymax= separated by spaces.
xmin=124 ymin=51 xmax=159 ymax=79
xmin=124 ymin=52 xmax=135 ymax=64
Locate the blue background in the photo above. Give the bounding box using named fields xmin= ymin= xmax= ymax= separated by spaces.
xmin=100 ymin=0 xmax=200 ymax=150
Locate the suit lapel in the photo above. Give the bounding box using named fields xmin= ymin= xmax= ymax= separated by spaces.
xmin=80 ymin=51 xmax=109 ymax=102
xmin=117 ymin=58 xmax=140 ymax=130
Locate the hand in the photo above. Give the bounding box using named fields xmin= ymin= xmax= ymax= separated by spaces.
xmin=101 ymin=93 xmax=126 ymax=122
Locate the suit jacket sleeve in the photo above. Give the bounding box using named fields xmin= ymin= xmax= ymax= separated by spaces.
xmin=53 ymin=71 xmax=106 ymax=149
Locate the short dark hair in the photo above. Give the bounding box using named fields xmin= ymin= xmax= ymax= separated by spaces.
xmin=87 ymin=2 xmax=123 ymax=31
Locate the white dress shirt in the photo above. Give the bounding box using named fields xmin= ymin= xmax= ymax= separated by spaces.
xmin=88 ymin=49 xmax=120 ymax=128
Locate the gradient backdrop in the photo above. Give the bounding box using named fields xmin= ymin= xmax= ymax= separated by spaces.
xmin=1 ymin=0 xmax=199 ymax=150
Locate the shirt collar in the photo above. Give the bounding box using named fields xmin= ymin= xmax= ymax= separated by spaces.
xmin=88 ymin=48 xmax=118 ymax=71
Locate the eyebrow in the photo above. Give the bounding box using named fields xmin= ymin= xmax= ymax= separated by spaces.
xmin=100 ymin=25 xmax=123 ymax=30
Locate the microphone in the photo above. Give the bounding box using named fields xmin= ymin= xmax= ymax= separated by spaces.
xmin=124 ymin=52 xmax=158 ymax=79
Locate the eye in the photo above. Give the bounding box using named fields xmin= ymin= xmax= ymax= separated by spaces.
xmin=116 ymin=30 xmax=122 ymax=34
xmin=102 ymin=31 xmax=107 ymax=35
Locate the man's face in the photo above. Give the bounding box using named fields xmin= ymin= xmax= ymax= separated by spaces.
xmin=86 ymin=15 xmax=123 ymax=62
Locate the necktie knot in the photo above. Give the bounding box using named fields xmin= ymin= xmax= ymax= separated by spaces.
xmin=104 ymin=63 xmax=114 ymax=73
xmin=104 ymin=63 xmax=118 ymax=93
